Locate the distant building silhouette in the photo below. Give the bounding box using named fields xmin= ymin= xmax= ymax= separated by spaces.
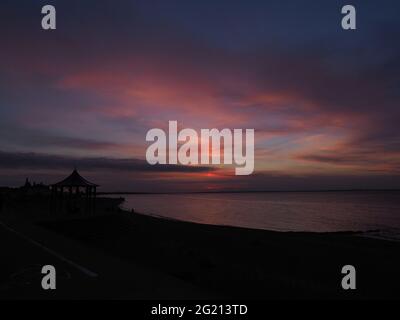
xmin=20 ymin=178 xmax=49 ymax=195
xmin=24 ymin=178 xmax=31 ymax=189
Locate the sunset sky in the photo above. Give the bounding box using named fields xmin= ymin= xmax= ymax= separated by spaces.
xmin=1 ymin=0 xmax=400 ymax=192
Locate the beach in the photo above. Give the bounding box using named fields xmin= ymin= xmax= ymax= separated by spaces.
xmin=1 ymin=195 xmax=399 ymax=299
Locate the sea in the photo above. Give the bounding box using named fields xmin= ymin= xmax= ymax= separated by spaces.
xmin=116 ymin=191 xmax=400 ymax=240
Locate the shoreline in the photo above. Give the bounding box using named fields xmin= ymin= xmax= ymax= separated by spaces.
xmin=118 ymin=203 xmax=400 ymax=243
xmin=128 ymin=208 xmax=382 ymax=236
xmin=37 ymin=209 xmax=400 ymax=299
xmin=1 ymin=195 xmax=400 ymax=299
xmin=134 ymin=211 xmax=400 ymax=242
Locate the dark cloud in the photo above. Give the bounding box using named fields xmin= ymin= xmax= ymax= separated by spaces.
xmin=0 ymin=125 xmax=124 ymax=151
xmin=296 ymin=147 xmax=400 ymax=175
xmin=0 ymin=150 xmax=215 ymax=173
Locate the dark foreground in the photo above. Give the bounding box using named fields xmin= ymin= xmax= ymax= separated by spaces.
xmin=42 ymin=212 xmax=400 ymax=299
xmin=0 ymin=212 xmax=400 ymax=299
xmin=1 ymin=206 xmax=400 ymax=299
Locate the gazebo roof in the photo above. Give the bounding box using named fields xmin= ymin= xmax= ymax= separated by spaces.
xmin=52 ymin=169 xmax=99 ymax=187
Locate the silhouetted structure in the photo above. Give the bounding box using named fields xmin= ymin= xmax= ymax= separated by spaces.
xmin=23 ymin=178 xmax=32 ymax=189
xmin=20 ymin=178 xmax=49 ymax=195
xmin=51 ymin=169 xmax=98 ymax=215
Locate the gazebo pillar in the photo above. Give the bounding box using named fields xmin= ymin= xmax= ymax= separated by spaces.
xmin=93 ymin=186 xmax=96 ymax=215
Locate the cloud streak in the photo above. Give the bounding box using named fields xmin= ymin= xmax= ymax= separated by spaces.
xmin=0 ymin=150 xmax=215 ymax=173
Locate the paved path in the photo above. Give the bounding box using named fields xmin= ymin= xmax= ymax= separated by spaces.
xmin=0 ymin=220 xmax=101 ymax=299
xmin=0 ymin=219 xmax=211 ymax=299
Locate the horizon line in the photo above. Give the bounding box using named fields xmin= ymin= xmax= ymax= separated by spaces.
xmin=98 ymin=188 xmax=400 ymax=195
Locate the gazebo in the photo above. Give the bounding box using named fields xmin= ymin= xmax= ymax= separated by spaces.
xmin=50 ymin=169 xmax=99 ymax=215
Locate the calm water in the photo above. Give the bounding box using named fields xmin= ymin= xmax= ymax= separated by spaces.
xmin=117 ymin=191 xmax=400 ymax=238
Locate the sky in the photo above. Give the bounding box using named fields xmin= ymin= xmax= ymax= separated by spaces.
xmin=1 ymin=0 xmax=400 ymax=192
